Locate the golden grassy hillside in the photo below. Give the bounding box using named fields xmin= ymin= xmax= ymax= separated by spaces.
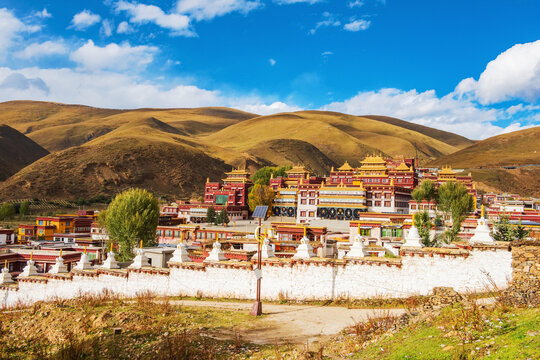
xmin=0 ymin=125 xmax=49 ymax=181
xmin=0 ymin=100 xmax=486 ymax=200
xmin=0 ymin=101 xmax=256 ymax=151
xmin=430 ymin=127 xmax=540 ymax=168
xmin=0 ymin=116 xmax=229 ymax=200
xmin=202 ymin=111 xmax=471 ymax=166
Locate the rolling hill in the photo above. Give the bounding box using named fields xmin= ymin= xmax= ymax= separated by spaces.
xmin=1 ymin=100 xmax=536 ymax=200
xmin=0 ymin=125 xmax=49 ymax=181
xmin=429 ymin=127 xmax=540 ymax=168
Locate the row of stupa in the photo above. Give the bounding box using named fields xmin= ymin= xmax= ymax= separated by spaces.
xmin=1 ymin=213 xmax=494 ymax=285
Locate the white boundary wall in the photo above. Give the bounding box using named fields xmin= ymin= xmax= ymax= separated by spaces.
xmin=1 ymin=249 xmax=512 ymax=308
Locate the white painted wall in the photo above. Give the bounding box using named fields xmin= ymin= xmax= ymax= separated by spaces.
xmin=1 ymin=249 xmax=512 ymax=308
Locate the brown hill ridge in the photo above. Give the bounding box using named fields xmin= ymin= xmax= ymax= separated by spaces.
xmin=429 ymin=127 xmax=540 ymax=168
xmin=0 ymin=124 xmax=49 ymax=181
xmin=2 ymin=100 xmax=535 ymax=200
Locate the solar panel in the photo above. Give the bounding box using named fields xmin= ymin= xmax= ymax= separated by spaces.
xmin=253 ymin=205 xmax=269 ymax=219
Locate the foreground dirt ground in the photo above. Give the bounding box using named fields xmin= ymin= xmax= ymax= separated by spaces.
xmin=170 ymin=299 xmax=406 ymax=344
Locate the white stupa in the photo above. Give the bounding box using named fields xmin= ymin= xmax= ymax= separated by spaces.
xmin=252 ymin=238 xmax=276 ymax=260
xmin=204 ymin=240 xmax=227 ymax=262
xmin=20 ymin=256 xmax=39 ymax=277
xmin=73 ymin=248 xmax=93 ymax=270
xmin=470 ymin=205 xmax=495 ymax=244
xmin=345 ymin=234 xmax=367 ymax=258
xmin=292 ymin=235 xmax=315 ymax=259
xmin=169 ymin=242 xmax=191 ymax=263
xmin=48 ymin=251 xmax=68 ymax=274
xmin=0 ymin=261 xmax=14 ymax=284
xmin=403 ymin=225 xmax=423 ymax=248
xmin=101 ymin=251 xmax=120 ymax=269
xmin=129 ymin=243 xmax=151 ymax=269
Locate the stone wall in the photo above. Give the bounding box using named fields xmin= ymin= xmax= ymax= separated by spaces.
xmin=503 ymin=241 xmax=540 ymax=306
xmin=0 ymin=247 xmax=512 ymax=308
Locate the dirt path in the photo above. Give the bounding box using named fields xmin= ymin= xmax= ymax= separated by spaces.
xmin=170 ymin=300 xmax=407 ymax=344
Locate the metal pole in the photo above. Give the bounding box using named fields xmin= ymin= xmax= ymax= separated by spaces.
xmin=250 ymin=217 xmax=263 ymax=316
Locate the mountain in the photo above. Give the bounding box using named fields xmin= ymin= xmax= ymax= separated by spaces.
xmin=0 ymin=121 xmax=229 ymax=200
xmin=0 ymin=125 xmax=49 ymax=181
xmin=428 ymin=127 xmax=540 ymax=197
xmin=429 ymin=127 xmax=540 ymax=168
xmin=0 ymin=100 xmax=486 ymax=200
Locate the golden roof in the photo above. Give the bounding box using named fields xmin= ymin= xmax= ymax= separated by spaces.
xmin=361 ymin=155 xmax=386 ymax=165
xmin=225 ymin=168 xmax=249 ymax=176
xmin=286 ymin=165 xmax=310 ymax=174
xmin=395 ymin=161 xmax=411 ymax=171
xmin=338 ymin=161 xmax=354 ymax=171
xmin=438 ymin=166 xmax=455 ymax=176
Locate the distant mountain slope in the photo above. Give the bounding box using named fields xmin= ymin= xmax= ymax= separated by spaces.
xmin=0 ymin=100 xmax=485 ymax=200
xmin=202 ymin=111 xmax=468 ymax=166
xmin=0 ymin=125 xmax=49 ymax=181
xmin=0 ymin=129 xmax=229 ymax=200
xmin=362 ymin=115 xmax=475 ymax=148
xmin=429 ymin=127 xmax=540 ymax=168
xmin=0 ymin=101 xmax=257 ymax=151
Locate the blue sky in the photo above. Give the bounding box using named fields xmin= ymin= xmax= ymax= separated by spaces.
xmin=0 ymin=0 xmax=539 ymax=139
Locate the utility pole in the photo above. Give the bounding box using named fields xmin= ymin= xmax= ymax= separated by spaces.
xmin=250 ymin=219 xmax=263 ymax=316
xmin=250 ymin=205 xmax=267 ymax=316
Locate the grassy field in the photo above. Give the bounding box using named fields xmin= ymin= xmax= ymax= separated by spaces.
xmin=1 ymin=291 xmax=538 ymax=360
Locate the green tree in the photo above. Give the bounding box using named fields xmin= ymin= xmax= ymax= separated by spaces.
xmin=248 ymin=184 xmax=275 ymax=212
xmin=19 ymin=201 xmax=30 ymax=216
xmin=252 ymin=165 xmax=292 ymax=185
xmin=414 ymin=211 xmax=434 ymax=247
xmin=206 ymin=206 xmax=216 ymax=224
xmin=104 ymin=188 xmax=160 ymax=261
xmin=493 ymin=214 xmax=513 ymax=242
xmin=219 ymin=208 xmax=230 ymax=226
xmin=0 ymin=203 xmax=16 ymax=220
xmin=437 ymin=182 xmax=474 ymax=242
xmin=512 ymin=220 xmax=530 ymax=241
xmin=412 ymin=180 xmax=437 ymax=203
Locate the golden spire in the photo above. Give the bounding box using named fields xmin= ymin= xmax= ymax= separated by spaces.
xmin=481 ymin=204 xmax=485 ymax=218
xmin=139 ymin=240 xmax=142 ymax=249
xmin=206 ymin=177 xmax=209 ymax=183
xmin=59 ymin=249 xmax=63 ymax=258
xmin=110 ymin=242 xmax=113 ymax=252
xmin=303 ymin=227 xmax=307 ymax=237
xmin=30 ymin=252 xmax=33 ymax=261
xmin=84 ymin=246 xmax=87 ymax=254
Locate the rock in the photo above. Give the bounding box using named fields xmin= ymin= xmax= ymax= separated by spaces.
xmin=442 ymin=345 xmax=454 ymax=351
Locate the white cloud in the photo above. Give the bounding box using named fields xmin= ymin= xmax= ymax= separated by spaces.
xmin=33 ymin=8 xmax=52 ymax=19
xmin=0 ymin=72 xmax=49 ymax=94
xmin=455 ymin=40 xmax=540 ymax=105
xmin=0 ymin=8 xmax=40 ymax=55
xmin=117 ymin=21 xmax=133 ymax=34
xmin=176 ymin=0 xmax=263 ymax=21
xmin=101 ymin=19 xmax=113 ymax=37
xmin=321 ymin=88 xmax=522 ymax=139
xmin=269 ymin=58 xmax=276 ymax=66
xmin=274 ymin=0 xmax=322 ymax=4
xmin=348 ymin=1 xmax=364 ymax=8
xmin=0 ymin=66 xmax=301 ymax=113
xmin=236 ymin=101 xmax=302 ymax=115
xmin=310 ymin=12 xmax=341 ymax=34
xmin=344 ymin=19 xmax=371 ymax=32
xmin=14 ymin=41 xmax=68 ymax=59
xmin=115 ymin=1 xmax=193 ymax=36
xmin=321 ymin=51 xmax=333 ymax=56
xmin=70 ymin=40 xmax=158 ymax=71
xmin=70 ymin=10 xmax=101 ymax=30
